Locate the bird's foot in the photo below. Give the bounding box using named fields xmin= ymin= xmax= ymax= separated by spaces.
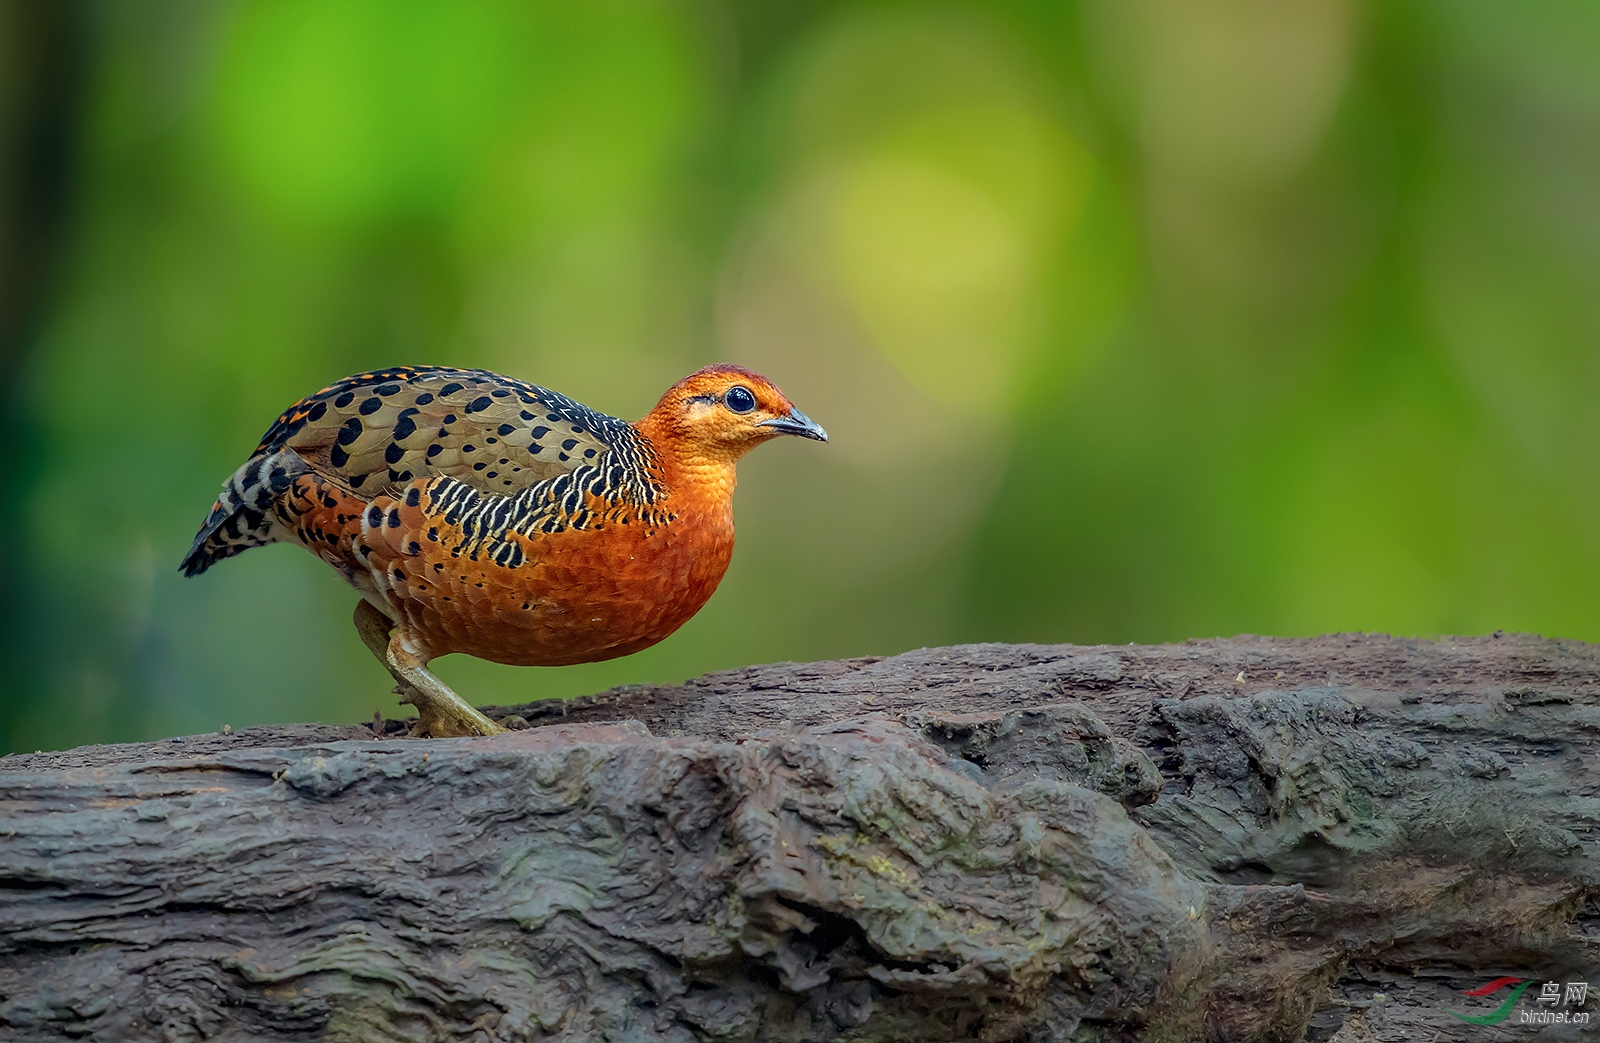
xmin=395 ymin=684 xmax=505 ymax=738
xmin=353 ymin=599 xmax=505 ymax=738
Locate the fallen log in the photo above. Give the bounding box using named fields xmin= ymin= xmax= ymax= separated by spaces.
xmin=2 ymin=633 xmax=1598 ymax=1042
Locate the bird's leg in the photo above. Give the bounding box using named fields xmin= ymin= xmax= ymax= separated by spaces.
xmin=388 ymin=646 xmax=507 ymax=738
xmin=352 ymin=601 xmax=504 ymax=738
xmin=353 ymin=598 xmax=396 ymax=661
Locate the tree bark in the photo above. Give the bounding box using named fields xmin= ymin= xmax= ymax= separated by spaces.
xmin=3 ymin=633 xmax=1598 ymax=1042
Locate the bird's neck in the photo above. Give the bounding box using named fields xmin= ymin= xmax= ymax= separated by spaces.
xmin=631 ymin=417 xmax=739 ymax=520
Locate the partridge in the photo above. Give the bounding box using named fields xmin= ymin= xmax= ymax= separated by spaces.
xmin=182 ymin=364 xmax=826 ymax=736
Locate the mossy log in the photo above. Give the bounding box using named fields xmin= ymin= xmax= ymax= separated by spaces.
xmin=3 ymin=634 xmax=1599 ymax=1042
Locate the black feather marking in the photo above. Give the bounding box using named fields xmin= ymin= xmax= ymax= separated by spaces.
xmin=193 ymin=368 xmax=672 ymax=578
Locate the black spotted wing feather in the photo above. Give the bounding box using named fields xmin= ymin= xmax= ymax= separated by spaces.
xmin=182 ymin=366 xmax=661 ymax=577
xmin=257 ymin=367 xmax=616 ymax=496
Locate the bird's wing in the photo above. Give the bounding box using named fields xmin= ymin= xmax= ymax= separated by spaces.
xmin=254 ymin=367 xmax=627 ymax=498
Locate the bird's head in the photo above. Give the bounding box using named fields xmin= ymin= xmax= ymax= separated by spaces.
xmin=638 ymin=364 xmax=827 ymax=466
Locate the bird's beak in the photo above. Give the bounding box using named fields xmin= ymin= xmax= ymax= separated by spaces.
xmin=758 ymin=408 xmax=828 ymax=442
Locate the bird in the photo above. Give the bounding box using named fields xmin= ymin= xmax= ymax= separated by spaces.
xmin=181 ymin=364 xmax=826 ymax=736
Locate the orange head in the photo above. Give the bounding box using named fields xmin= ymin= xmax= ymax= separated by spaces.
xmin=637 ymin=364 xmax=827 ymax=466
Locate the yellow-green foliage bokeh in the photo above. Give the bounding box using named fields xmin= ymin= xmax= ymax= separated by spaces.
xmin=5 ymin=0 xmax=1600 ymax=751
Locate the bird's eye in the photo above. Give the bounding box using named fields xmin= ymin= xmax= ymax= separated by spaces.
xmin=724 ymin=386 xmax=756 ymax=414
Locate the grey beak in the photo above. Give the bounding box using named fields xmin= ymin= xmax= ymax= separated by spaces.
xmin=757 ymin=408 xmax=828 ymax=443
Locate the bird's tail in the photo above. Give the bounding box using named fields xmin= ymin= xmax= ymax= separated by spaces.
xmin=180 ymin=448 xmax=311 ymax=577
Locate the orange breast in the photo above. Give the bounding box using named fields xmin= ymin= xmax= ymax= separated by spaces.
xmin=278 ymin=475 xmax=735 ymax=666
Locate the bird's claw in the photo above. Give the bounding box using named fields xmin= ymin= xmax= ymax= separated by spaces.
xmin=396 ymin=684 xmax=504 ymax=738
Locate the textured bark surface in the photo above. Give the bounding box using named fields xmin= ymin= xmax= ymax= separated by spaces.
xmin=3 ymin=633 xmax=1600 ymax=1042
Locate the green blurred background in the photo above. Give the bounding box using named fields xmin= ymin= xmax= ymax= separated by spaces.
xmin=4 ymin=1 xmax=1599 ymax=753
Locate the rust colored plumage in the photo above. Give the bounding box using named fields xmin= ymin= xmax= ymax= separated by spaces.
xmin=182 ymin=364 xmax=826 ymax=735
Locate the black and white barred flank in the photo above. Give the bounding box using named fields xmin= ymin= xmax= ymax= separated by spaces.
xmin=426 ymin=449 xmax=679 ymax=568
